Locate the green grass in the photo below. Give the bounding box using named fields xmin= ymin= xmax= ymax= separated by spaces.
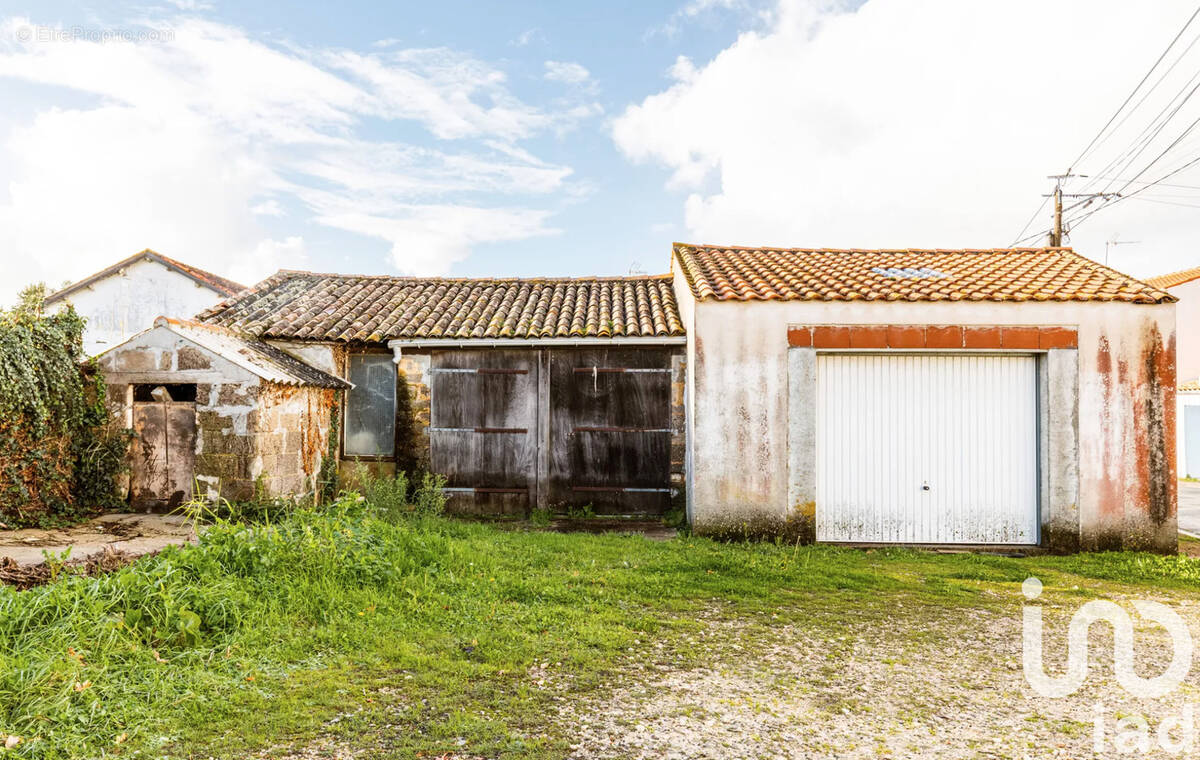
xmin=1 ymin=496 xmax=1199 ymax=758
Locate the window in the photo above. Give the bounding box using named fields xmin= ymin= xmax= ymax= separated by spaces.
xmin=344 ymin=354 xmax=397 ymax=457
xmin=133 ymin=383 xmax=198 ymax=402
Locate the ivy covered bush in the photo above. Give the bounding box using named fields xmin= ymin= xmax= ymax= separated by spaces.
xmin=0 ymin=285 xmax=130 ymax=526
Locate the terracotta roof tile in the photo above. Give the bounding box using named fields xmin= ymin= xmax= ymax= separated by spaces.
xmin=1145 ymin=265 xmax=1200 ymax=290
xmin=197 ymin=272 xmax=685 ymax=342
xmin=672 ymin=244 xmax=1175 ymax=304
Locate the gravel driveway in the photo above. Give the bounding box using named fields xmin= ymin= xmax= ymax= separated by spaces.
xmin=562 ymin=590 xmax=1200 ymax=760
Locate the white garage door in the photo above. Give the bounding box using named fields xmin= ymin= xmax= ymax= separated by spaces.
xmin=816 ymin=354 xmax=1039 ymax=544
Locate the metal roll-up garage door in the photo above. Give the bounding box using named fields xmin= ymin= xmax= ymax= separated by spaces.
xmin=816 ymin=353 xmax=1039 ymax=544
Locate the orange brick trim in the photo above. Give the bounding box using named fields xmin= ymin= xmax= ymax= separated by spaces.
xmin=790 ymin=325 xmax=1077 ymax=350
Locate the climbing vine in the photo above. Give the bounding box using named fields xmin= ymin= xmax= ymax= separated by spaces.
xmin=0 ymin=285 xmax=130 ymax=526
xmin=319 ymin=389 xmax=342 ymax=505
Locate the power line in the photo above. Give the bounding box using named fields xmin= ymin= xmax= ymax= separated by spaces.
xmin=1063 ymin=151 xmax=1200 ymax=231
xmin=1009 ymin=193 xmax=1051 ymax=246
xmin=1080 ymin=24 xmax=1200 ymax=187
xmin=1067 ymin=3 xmax=1200 ymax=173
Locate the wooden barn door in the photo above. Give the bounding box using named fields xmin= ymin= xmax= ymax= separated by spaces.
xmin=546 ymin=349 xmax=673 ymax=515
xmin=131 ymin=394 xmax=196 ymax=509
xmin=429 ymin=350 xmax=539 ymax=514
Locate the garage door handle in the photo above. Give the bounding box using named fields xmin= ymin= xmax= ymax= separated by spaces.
xmin=921 ymin=482 xmax=931 ymax=491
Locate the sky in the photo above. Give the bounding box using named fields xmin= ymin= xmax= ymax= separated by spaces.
xmin=1 ymin=0 xmax=1200 ymax=302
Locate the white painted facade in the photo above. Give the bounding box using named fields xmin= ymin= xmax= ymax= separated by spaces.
xmin=1169 ymin=278 xmax=1200 ymax=384
xmin=48 ymin=257 xmax=233 ymax=355
xmin=674 ymin=264 xmax=1177 ymax=551
xmin=1181 ymin=390 xmax=1200 ymax=480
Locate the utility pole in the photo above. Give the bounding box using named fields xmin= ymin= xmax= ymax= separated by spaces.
xmin=1042 ymin=173 xmax=1120 ymax=247
xmin=1051 ymin=184 xmax=1063 ymax=247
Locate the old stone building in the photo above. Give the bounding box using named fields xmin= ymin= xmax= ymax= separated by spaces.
xmin=196 ymin=272 xmax=687 ymax=516
xmin=97 ymin=317 xmax=348 ymax=507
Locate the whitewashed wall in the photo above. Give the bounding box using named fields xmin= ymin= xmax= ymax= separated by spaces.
xmin=681 ymin=293 xmax=1177 ymax=551
xmin=1168 ymin=278 xmax=1200 ymax=384
xmin=49 ymin=258 xmax=230 ymax=355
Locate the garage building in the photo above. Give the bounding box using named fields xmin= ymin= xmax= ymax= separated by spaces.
xmin=671 ymin=244 xmax=1178 ymax=552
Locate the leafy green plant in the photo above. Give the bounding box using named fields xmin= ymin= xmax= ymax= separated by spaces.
xmin=529 ymin=507 xmax=553 ymax=527
xmin=39 ymin=547 xmax=72 ymax=583
xmin=566 ymin=503 xmax=596 ymax=520
xmin=358 ymin=467 xmax=410 ymax=518
xmin=410 ymin=472 xmax=446 ymax=517
xmin=0 ymin=286 xmax=130 ymax=526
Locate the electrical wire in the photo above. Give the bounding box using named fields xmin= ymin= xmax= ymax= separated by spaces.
xmin=1067 ymin=3 xmax=1200 ymax=174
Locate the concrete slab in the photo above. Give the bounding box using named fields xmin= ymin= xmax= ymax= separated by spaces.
xmin=1178 ymin=481 xmax=1200 ymax=536
xmin=0 ymin=513 xmax=200 ymax=566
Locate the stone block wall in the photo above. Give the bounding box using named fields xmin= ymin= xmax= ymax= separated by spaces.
xmin=396 ymin=352 xmax=432 ymax=473
xmin=251 ymin=383 xmax=338 ymax=499
xmin=193 ymin=379 xmax=261 ymax=501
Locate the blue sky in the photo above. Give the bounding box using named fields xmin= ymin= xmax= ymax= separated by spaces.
xmin=1 ymin=0 xmax=1199 ymax=298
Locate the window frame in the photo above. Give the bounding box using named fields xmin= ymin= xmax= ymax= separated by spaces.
xmin=341 ymin=349 xmax=399 ymax=461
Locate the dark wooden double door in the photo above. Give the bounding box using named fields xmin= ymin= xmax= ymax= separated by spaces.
xmin=429 ymin=348 xmax=674 ymax=516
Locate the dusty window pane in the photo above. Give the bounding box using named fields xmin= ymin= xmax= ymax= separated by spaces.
xmin=345 ymin=354 xmax=396 ymax=456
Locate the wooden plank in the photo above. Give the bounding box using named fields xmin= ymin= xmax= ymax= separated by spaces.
xmin=130 ymin=403 xmax=165 ymax=509
xmin=537 ymin=349 xmax=550 ymax=510
xmin=131 ymin=401 xmax=195 ymax=509
xmin=547 ymin=348 xmax=674 ymax=515
xmin=429 ymin=349 xmax=538 ymax=515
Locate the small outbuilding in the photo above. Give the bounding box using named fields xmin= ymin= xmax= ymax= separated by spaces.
xmin=671 ymin=244 xmax=1178 ymax=552
xmin=96 ymin=317 xmax=349 ymax=508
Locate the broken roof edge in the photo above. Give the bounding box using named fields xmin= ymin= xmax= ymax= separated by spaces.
xmin=147 ymin=316 xmax=351 ymax=389
xmin=46 ymin=249 xmax=246 ymax=304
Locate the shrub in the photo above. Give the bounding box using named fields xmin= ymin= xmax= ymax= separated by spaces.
xmin=0 ymin=286 xmax=129 ymax=526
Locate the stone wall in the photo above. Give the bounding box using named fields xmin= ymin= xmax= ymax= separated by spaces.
xmin=100 ymin=328 xmax=341 ymax=504
xmin=194 ymin=378 xmax=260 ymax=501
xmin=396 ymin=352 xmax=432 ymax=473
xmin=250 ymin=383 xmax=338 ymax=499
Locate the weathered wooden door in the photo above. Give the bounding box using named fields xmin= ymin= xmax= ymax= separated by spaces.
xmin=547 ymin=349 xmax=673 ymax=515
xmin=131 ymin=400 xmax=196 ymax=509
xmin=429 ymin=350 xmax=539 ymax=514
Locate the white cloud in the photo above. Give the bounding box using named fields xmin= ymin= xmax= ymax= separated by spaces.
xmin=615 ymin=0 xmax=1200 ymax=278
xmin=544 ymin=60 xmax=590 ymax=85
xmin=511 ymin=28 xmax=543 ymax=47
xmin=311 ymin=204 xmax=556 ymax=275
xmin=0 ymin=15 xmax=594 ymax=302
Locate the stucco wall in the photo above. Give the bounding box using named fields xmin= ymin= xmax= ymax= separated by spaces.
xmin=687 ymin=299 xmax=1176 ymax=551
xmin=50 ymin=258 xmax=230 ymax=356
xmin=1168 ymin=278 xmax=1200 ymax=383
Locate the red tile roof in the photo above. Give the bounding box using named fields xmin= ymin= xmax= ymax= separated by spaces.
xmin=672 ymin=244 xmax=1175 ymax=304
xmin=1145 ymin=265 xmax=1200 ymax=290
xmin=198 ymin=271 xmax=685 ymax=342
xmin=45 ymin=249 xmax=245 ymax=303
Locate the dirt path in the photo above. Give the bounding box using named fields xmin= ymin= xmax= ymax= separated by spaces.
xmin=0 ymin=513 xmax=199 ymax=566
